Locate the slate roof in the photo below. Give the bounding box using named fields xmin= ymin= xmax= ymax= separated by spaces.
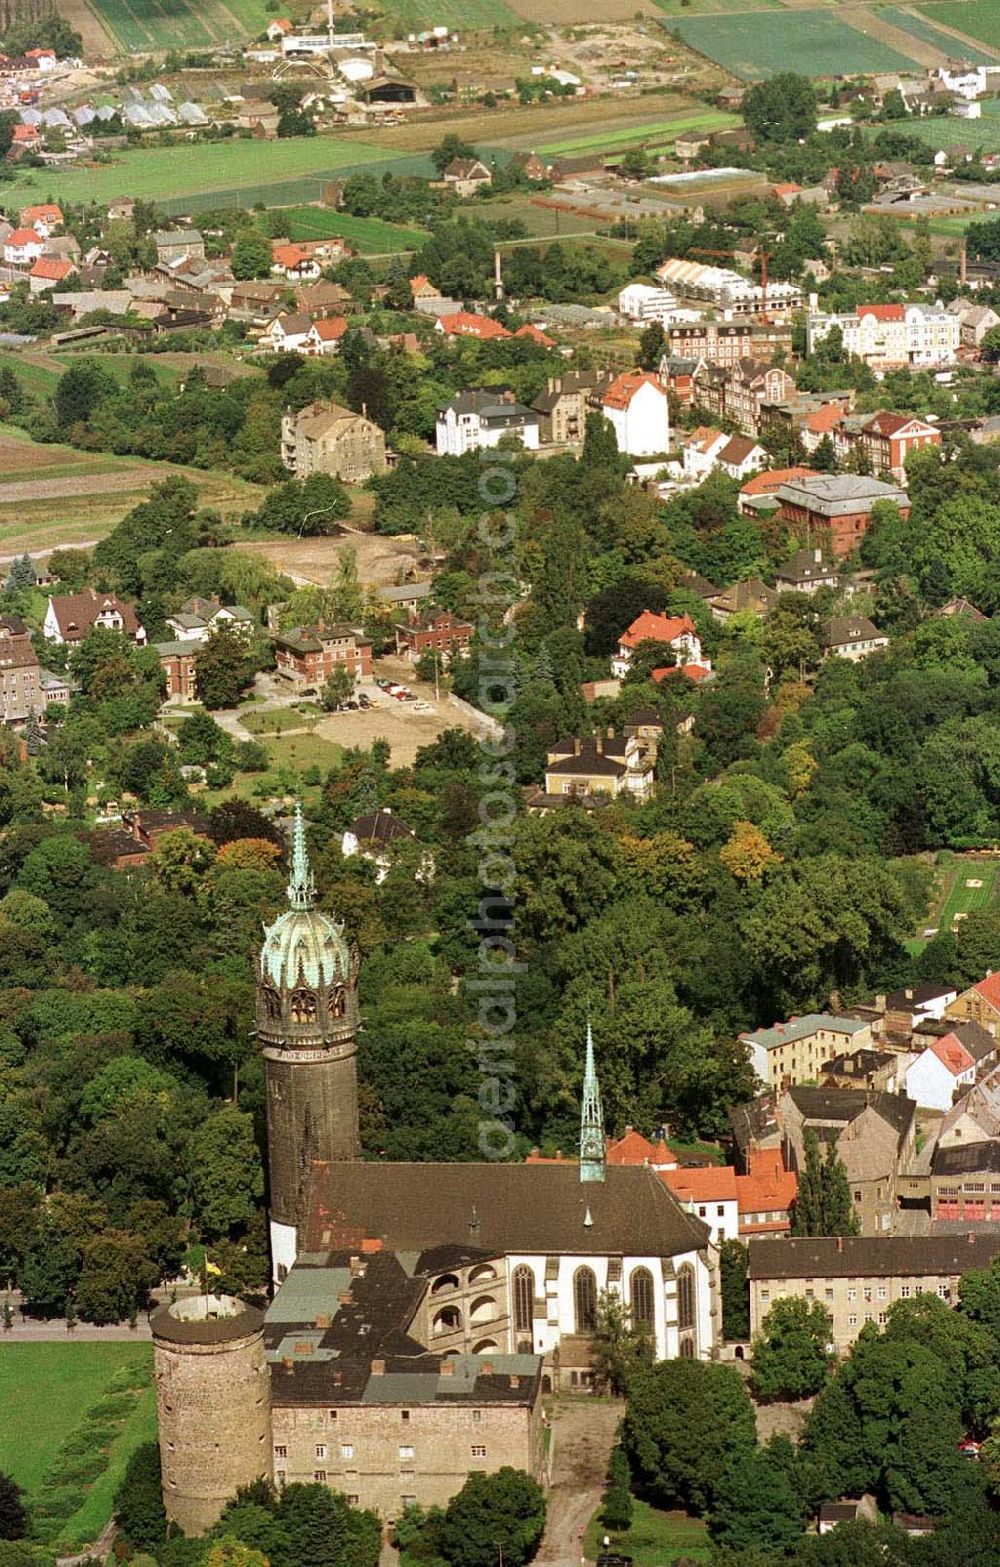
xmin=305 ymin=1162 xmax=709 ymax=1258
xmin=349 ymin=808 xmax=415 ymax=845
xmin=932 ymin=1140 xmax=1000 ymax=1178
xmin=748 ymin=1233 xmax=1000 ymax=1279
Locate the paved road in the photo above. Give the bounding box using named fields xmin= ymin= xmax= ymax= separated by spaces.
xmin=536 ymin=1399 xmax=622 ymax=1567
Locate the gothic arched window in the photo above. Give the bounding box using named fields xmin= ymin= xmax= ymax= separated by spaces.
xmin=677 ymin=1264 xmax=695 ymax=1332
xmin=290 ymin=989 xmax=317 ymax=1025
xmin=262 ymin=987 xmax=281 ymax=1021
xmin=329 ymin=986 xmax=346 ymax=1019
xmin=630 ymin=1267 xmax=655 ymax=1326
xmin=513 ymin=1265 xmax=534 ymax=1334
xmin=574 ymin=1266 xmax=598 ymax=1334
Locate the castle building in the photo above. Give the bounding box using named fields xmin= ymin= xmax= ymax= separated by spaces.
xmin=152 ymin=807 xmax=721 ymax=1536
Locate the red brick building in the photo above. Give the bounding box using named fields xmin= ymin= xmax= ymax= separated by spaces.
xmin=154 ymin=639 xmax=199 ymax=702
xmin=775 ymin=473 xmax=910 ymax=558
xmin=858 ymin=412 xmax=940 ymax=483
xmin=273 ymin=623 xmax=372 ymax=687
xmin=395 ymin=611 xmax=473 ymax=662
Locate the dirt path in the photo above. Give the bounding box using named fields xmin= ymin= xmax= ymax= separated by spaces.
xmin=841 ymin=4 xmax=946 ymax=67
xmin=537 ymin=1399 xmax=622 ymax=1567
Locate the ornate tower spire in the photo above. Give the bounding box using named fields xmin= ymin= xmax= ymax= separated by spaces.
xmin=580 ymin=1019 xmax=605 ymax=1183
xmin=287 ymin=800 xmax=316 ymax=911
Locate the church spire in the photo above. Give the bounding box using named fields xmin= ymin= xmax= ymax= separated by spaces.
xmin=580 ymin=1019 xmax=605 ymax=1183
xmin=287 ymin=800 xmax=316 ymax=911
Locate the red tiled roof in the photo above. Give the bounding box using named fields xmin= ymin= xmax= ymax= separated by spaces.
xmin=606 ymin=1129 xmax=677 ymax=1167
xmin=663 ymin=1164 xmax=738 ymax=1203
xmin=603 ymin=370 xmax=663 ymax=411
xmin=310 ymin=315 xmax=348 ymax=341
xmin=29 ymin=257 xmax=74 ymax=281
xmin=929 ymin=1032 xmax=975 ymax=1077
xmin=653 ymin=662 xmax=712 ymax=684
xmin=739 ymin=465 xmax=818 ymax=497
xmin=12 ymin=125 xmax=38 ymax=142
xmin=439 ymin=310 xmax=511 ymax=340
xmin=272 ymin=243 xmax=307 ymax=268
xmin=735 ymin=1148 xmax=797 ymax=1225
xmin=514 ymin=322 xmax=556 ymax=347
xmin=7 ymin=228 xmax=41 ymax=246
xmin=863 ymin=411 xmax=935 ymax=438
xmin=973 ymin=972 xmax=1000 ymax=1012
xmin=620 ymin=609 xmax=695 ymax=650
xmin=805 ymin=404 xmax=843 ymax=434
xmin=858 ymin=303 xmax=905 ymax=322
xmin=21 ymin=203 xmax=62 ymax=223
xmin=772 ymin=182 xmax=801 ymax=197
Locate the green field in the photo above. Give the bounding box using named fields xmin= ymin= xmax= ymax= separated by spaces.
xmin=584 ymin=1499 xmax=711 ymax=1566
xmin=879 ymin=5 xmax=998 ymax=62
xmin=935 ymin=857 xmax=1000 ymax=933
xmin=4 ymin=135 xmax=405 ymax=211
xmin=890 ymin=113 xmax=1000 ymax=151
xmin=0 ymin=1343 xmax=155 ymax=1551
xmin=535 ymin=108 xmax=736 ymax=156
xmin=916 ymin=1 xmax=1000 ymax=52
xmin=664 ymin=10 xmax=914 ymax=78
xmin=87 ymin=0 xmax=250 ymax=52
xmin=279 ymin=206 xmax=431 ymax=253
xmin=369 ymin=0 xmax=520 ymax=30
xmin=653 ymin=0 xmax=782 ymax=13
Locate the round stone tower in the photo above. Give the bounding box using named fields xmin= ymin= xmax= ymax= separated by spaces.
xmin=151 ymin=1294 xmax=270 ymax=1537
xmin=256 ymin=803 xmax=360 ymax=1280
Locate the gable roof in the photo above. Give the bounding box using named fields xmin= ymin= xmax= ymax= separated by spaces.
xmin=606 ymin=1128 xmax=677 ymax=1167
xmin=663 ymin=1164 xmax=738 ymax=1204
xmin=740 ymin=465 xmax=818 ymax=497
xmin=749 ymin=1233 xmax=1000 ymax=1280
xmin=438 ymin=310 xmax=511 ymax=340
xmin=6 ymin=227 xmax=41 ymax=247
xmin=603 ymin=370 xmax=663 ymax=410
xmin=719 ymin=435 xmax=762 ymax=466
xmin=926 ymin=1033 xmax=975 ymax=1078
xmin=971 ymin=973 xmax=1000 ymax=1012
xmin=620 ymin=610 xmax=695 ymax=650
xmin=858 ymin=303 xmax=906 ymax=322
xmin=29 ymin=257 xmax=74 ymax=282
xmin=735 ymin=1148 xmax=797 ymax=1219
xmin=47 ymin=589 xmax=141 ymax=641
xmin=514 ymin=322 xmax=555 ymax=347
xmin=309 ymin=315 xmax=349 ymax=341
xmin=821 ymin=615 xmax=884 ymax=648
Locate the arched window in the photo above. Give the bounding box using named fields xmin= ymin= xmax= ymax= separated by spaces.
xmin=290 ymin=989 xmax=317 ymax=1025
xmin=513 ymin=1265 xmax=533 ymax=1334
xmin=630 ymin=1267 xmax=655 ymax=1326
xmin=677 ymin=1264 xmax=695 ymax=1332
xmin=432 ymin=1306 xmax=462 ymax=1335
xmin=329 ymin=986 xmax=346 ymax=1019
xmin=679 ymin=1336 xmax=695 ymax=1358
xmin=262 ymin=987 xmax=281 ymax=1021
xmin=574 ymin=1266 xmax=598 ymax=1334
xmin=472 ymin=1338 xmax=498 ymax=1354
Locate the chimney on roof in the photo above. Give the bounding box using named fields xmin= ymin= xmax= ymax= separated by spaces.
xmin=338 ymin=1291 xmax=352 ymax=1304
xmin=440 ymin=1360 xmax=455 ymax=1377
xmin=510 ymin=1374 xmax=520 ymax=1389
xmin=315 ymin=1313 xmax=332 ymax=1329
xmin=481 ymin=1360 xmax=493 ymax=1375
xmin=283 ymin=1356 xmax=295 ymax=1371
xmin=836 ymin=1236 xmax=843 ymax=1253
xmin=350 ymin=1254 xmax=364 ymax=1275
xmin=969 ymin=1231 xmax=977 ymax=1243
xmin=573 ymin=737 xmax=580 ymax=756
xmin=371 ymin=1358 xmax=386 ymax=1375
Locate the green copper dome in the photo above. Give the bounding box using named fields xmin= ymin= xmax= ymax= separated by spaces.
xmin=259 ymin=803 xmax=352 ymax=989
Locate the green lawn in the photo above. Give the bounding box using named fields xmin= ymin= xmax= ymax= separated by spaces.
xmin=663 ymin=9 xmax=914 ymax=78
xmin=4 ymin=135 xmax=402 ymax=210
xmin=242 ymin=706 xmax=324 ymax=735
xmin=266 ymin=731 xmax=345 ymax=773
xmin=535 ymin=108 xmax=737 ymax=156
xmin=935 ymin=857 xmax=1000 ymax=932
xmin=278 ymin=207 xmax=431 ymax=254
xmin=916 ymin=1 xmax=1000 ymax=52
xmin=0 ymin=1342 xmax=154 ymax=1551
xmin=584 ymin=1498 xmax=711 ymax=1566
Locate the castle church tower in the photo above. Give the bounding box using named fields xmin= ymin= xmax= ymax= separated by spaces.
xmin=256 ymin=804 xmax=360 ymax=1280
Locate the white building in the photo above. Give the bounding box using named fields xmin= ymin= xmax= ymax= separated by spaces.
xmin=905 ymin=1033 xmax=977 ymax=1112
xmin=436 ymin=389 xmax=539 ymax=456
xmin=806 ymin=302 xmax=960 ymax=370
xmin=618 ymin=281 xmax=679 ymax=322
xmin=820 ymin=616 xmax=890 ymax=663
xmin=656 ymin=256 xmax=803 ymax=316
xmin=611 ymin=608 xmax=706 ymax=680
xmin=716 ymin=435 xmax=767 ymax=481
xmin=261 ymin=312 xmax=312 ymax=353
xmin=3 ymin=228 xmax=43 ymax=266
xmin=602 ymin=371 xmax=669 ymax=457
xmin=662 ymin=1165 xmax=740 ymax=1246
xmin=682 ymin=426 xmax=728 ymax=480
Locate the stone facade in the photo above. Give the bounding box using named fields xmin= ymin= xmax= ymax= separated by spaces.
xmin=281 ymin=400 xmax=387 ymax=482
xmin=152 ymin=1296 xmax=270 ymax=1536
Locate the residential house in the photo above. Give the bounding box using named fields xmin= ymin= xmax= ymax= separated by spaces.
xmin=611 ymin=609 xmax=705 ymax=680
xmin=120 ymin=808 xmax=210 ymax=850
xmin=295 ymin=281 xmax=356 ymax=316
xmin=3 ymin=227 xmax=43 ymax=265
xmin=154 ymin=640 xmax=199 ymax=703
xmin=682 ymin=427 xmax=728 ymax=481
xmin=409 ymin=274 xmax=441 ymax=303
xmin=948 ymin=299 xmax=1000 ymax=351
xmin=107 ymin=196 xmax=136 ymax=222
xmin=272 ymin=623 xmax=373 ymax=688
xmin=776 ymin=473 xmax=910 ymax=558
xmin=659 ymin=356 xmax=697 ymax=407
xmin=436 ymin=311 xmax=511 ymax=342
xmin=542 ymin=733 xmax=655 ymax=802
xmin=858 ymin=412 xmax=940 ymax=482
xmin=270 ymin=243 xmax=321 ymax=282
xmin=780 ymin=1085 xmax=917 ymax=1235
xmin=707 ymin=577 xmax=779 ymax=624
xmin=19 ymin=202 xmax=63 ymax=235
xmin=932 ymin=1140 xmax=1000 ymax=1223
xmin=738 ymin=466 xmax=820 ymax=517
xmin=741 ymin=1014 xmax=874 ymax=1089
xmin=806 ymin=303 xmax=959 ymax=370
xmin=261 ymin=312 xmax=312 ymax=353
xmin=818 ymin=1499 xmax=878 ymax=1535
xmin=716 ymin=434 xmax=766 ymax=480
xmin=748 ymin=1235 xmax=1000 ymax=1350
xmin=304 ymin=316 xmax=348 ymax=355
xmin=164 ymin=596 xmax=253 ymax=645
xmin=43 ymin=590 xmax=145 ymax=646
xmin=28 ymin=256 xmax=75 ymax=293
xmin=154 ymin=229 xmax=206 ymax=266
xmin=724 ymin=361 xmax=796 ymax=438
xmin=0 ymin=616 xmax=40 ymax=722
xmin=905 ymin=1031 xmax=981 ymax=1111
xmin=939 ymin=596 xmax=988 ymax=620
xmin=663 ymin=1165 xmax=739 ymax=1246
xmin=436 ymin=388 xmax=539 ymax=455
xmin=774 ymin=548 xmax=838 ymax=594
xmin=821 ymin=616 xmax=889 ymax=662
xmin=663 ymin=321 xmax=794 ymax=368
xmin=281 ymin=400 xmax=388 ymax=482
xmin=441 ymin=157 xmax=493 ymax=197
xmin=735 ymin=1147 xmax=797 ymax=1238
xmin=821 ymin=1049 xmax=900 ymax=1095
xmin=602 ymin=371 xmax=669 ymax=457
xmin=531 ymin=372 xmax=612 ymax=446
xmin=606 ymin=1127 xmax=678 ymax=1170
xmin=882 ymin=981 xmax=958 ymax=1036
xmin=342 ymin=807 xmax=417 ymax=884
xmin=938 ymin=1066 xmax=1000 ymax=1150
xmin=947 ymin=973 xmax=1000 ymax=1037
xmin=377 ymin=581 xmax=431 ymax=617
xmin=395 ymin=610 xmax=473 ymax=663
